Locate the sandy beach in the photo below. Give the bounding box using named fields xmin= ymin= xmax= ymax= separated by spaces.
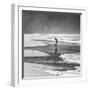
xmin=24 ymin=53 xmax=80 ymax=77
xmin=24 ymin=62 xmax=55 ymax=77
xmin=24 ymin=34 xmax=80 ymax=78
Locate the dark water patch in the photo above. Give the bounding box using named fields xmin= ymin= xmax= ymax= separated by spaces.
xmin=53 ymin=68 xmax=76 ymax=71
xmin=24 ymin=56 xmax=80 ymax=72
xmin=24 ymin=44 xmax=80 ymax=54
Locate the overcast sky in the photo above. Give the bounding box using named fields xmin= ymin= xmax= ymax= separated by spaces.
xmin=22 ymin=10 xmax=80 ymax=34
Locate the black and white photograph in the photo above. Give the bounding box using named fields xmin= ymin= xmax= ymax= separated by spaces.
xmin=22 ymin=9 xmax=81 ymax=78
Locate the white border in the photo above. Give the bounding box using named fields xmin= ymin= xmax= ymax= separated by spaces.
xmin=11 ymin=4 xmax=87 ymax=87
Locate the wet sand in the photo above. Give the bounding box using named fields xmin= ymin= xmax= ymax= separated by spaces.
xmin=24 ymin=54 xmax=80 ymax=77
xmin=24 ymin=34 xmax=80 ymax=78
xmin=24 ymin=53 xmax=80 ymax=77
xmin=24 ymin=62 xmax=55 ymax=77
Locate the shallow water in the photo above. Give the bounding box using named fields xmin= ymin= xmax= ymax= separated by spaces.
xmin=24 ymin=34 xmax=80 ymax=47
xmin=24 ymin=34 xmax=80 ymax=77
xmin=24 ymin=52 xmax=80 ymax=77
